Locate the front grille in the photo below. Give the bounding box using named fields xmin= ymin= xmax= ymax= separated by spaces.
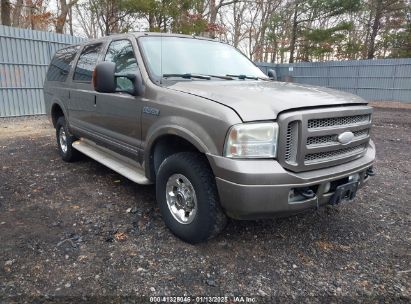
xmin=307 ymin=114 xmax=371 ymax=129
xmin=307 ymin=134 xmax=336 ymax=146
xmin=285 ymin=121 xmax=298 ymax=163
xmin=305 ymin=144 xmax=367 ymax=164
xmin=306 ymin=128 xmax=369 ymax=147
xmin=278 ymin=106 xmax=372 ymax=172
xmin=353 ymin=129 xmax=369 ymax=139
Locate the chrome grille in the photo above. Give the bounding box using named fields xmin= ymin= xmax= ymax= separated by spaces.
xmin=307 ymin=134 xmax=336 ymax=146
xmin=306 ymin=128 xmax=369 ymax=147
xmin=308 ymin=114 xmax=371 ymax=129
xmin=285 ymin=121 xmax=298 ymax=163
xmin=278 ymin=106 xmax=373 ymax=172
xmin=305 ymin=144 xmax=367 ymax=164
xmin=353 ymin=129 xmax=369 ymax=139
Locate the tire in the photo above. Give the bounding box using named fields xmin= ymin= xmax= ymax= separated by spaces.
xmin=156 ymin=152 xmax=227 ymax=244
xmin=56 ymin=116 xmax=81 ymax=162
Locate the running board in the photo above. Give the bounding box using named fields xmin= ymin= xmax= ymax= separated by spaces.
xmin=72 ymin=139 xmax=152 ymax=185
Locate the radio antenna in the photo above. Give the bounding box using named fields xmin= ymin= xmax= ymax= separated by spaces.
xmin=160 ymin=32 xmax=163 ymax=85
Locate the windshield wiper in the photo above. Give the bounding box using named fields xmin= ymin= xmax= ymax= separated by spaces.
xmin=162 ymin=73 xmax=211 ymax=80
xmin=226 ymin=74 xmax=264 ymax=80
xmin=207 ymin=75 xmax=235 ymax=80
xmin=162 ymin=73 xmax=263 ymax=81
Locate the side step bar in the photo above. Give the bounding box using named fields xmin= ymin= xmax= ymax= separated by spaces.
xmin=72 ymin=139 xmax=152 ymax=185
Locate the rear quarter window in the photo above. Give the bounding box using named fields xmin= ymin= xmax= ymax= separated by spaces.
xmin=73 ymin=43 xmax=103 ymax=82
xmin=46 ymin=46 xmax=79 ymax=82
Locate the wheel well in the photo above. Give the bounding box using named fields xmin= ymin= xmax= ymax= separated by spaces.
xmin=150 ymin=135 xmax=201 ymax=180
xmin=51 ymin=104 xmax=64 ymax=127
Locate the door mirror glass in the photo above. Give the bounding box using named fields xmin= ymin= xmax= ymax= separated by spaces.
xmin=116 ymin=76 xmax=134 ymax=92
xmin=267 ymin=69 xmax=277 ymax=81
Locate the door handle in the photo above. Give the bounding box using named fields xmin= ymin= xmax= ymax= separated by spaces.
xmin=94 ymin=96 xmax=97 ymax=107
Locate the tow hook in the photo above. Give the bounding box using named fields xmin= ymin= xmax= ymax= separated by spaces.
xmin=366 ymin=166 xmax=376 ymax=177
xmin=297 ymin=187 xmax=316 ymax=199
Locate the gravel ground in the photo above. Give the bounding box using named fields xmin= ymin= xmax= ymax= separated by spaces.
xmin=0 ymin=106 xmax=410 ymax=303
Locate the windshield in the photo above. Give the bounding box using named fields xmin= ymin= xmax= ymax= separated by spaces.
xmin=138 ymin=36 xmax=267 ymax=80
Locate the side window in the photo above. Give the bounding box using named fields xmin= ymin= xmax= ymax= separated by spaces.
xmin=73 ymin=43 xmax=102 ymax=82
xmin=46 ymin=46 xmax=79 ymax=82
xmin=104 ymin=40 xmax=138 ymax=91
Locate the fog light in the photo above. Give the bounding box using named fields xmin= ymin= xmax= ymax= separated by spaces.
xmin=348 ymin=173 xmax=360 ymax=182
xmin=288 ymin=189 xmax=295 ymax=200
xmin=324 ymin=182 xmax=331 ymax=193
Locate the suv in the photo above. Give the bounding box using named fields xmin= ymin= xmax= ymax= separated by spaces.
xmin=44 ymin=33 xmax=375 ymax=243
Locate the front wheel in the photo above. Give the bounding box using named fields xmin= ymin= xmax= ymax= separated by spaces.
xmin=156 ymin=152 xmax=227 ymax=243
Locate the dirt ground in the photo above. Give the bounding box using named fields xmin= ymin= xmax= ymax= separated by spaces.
xmin=0 ymin=105 xmax=410 ymax=303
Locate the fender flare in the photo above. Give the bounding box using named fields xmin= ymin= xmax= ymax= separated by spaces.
xmin=143 ymin=124 xmax=216 ymax=180
xmin=50 ymin=100 xmax=69 ymax=127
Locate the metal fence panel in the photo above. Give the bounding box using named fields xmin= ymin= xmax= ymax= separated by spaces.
xmin=0 ymin=25 xmax=85 ymax=117
xmin=1 ymin=25 xmax=410 ymax=118
xmin=256 ymin=58 xmax=411 ymax=103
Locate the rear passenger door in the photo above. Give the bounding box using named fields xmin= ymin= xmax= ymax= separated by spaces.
xmin=93 ymin=39 xmax=143 ymax=158
xmin=69 ymin=43 xmax=104 ymax=133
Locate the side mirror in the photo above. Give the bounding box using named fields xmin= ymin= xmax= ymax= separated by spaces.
xmin=93 ymin=61 xmax=144 ymax=96
xmin=267 ymin=69 xmax=277 ymax=81
xmin=94 ymin=62 xmax=116 ymax=93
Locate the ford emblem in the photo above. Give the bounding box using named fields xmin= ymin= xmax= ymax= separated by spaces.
xmin=338 ymin=131 xmax=355 ymax=144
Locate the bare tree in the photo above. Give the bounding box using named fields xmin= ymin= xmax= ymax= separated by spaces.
xmin=208 ymin=0 xmax=241 ymax=38
xmin=11 ymin=0 xmax=23 ymax=26
xmin=56 ymin=0 xmax=78 ymax=33
xmin=1 ymin=0 xmax=11 ymax=25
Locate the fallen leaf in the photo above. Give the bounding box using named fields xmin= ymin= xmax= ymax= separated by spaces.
xmin=359 ymin=280 xmax=370 ymax=288
xmin=315 ymin=240 xmax=351 ymax=252
xmin=78 ymin=255 xmax=88 ymax=261
xmin=114 ymin=232 xmax=127 ymax=241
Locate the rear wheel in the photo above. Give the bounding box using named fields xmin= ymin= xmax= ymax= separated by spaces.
xmin=56 ymin=117 xmax=81 ymax=162
xmin=156 ymin=152 xmax=227 ymax=244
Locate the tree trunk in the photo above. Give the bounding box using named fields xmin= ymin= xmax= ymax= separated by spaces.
xmin=148 ymin=12 xmax=155 ymax=31
xmin=209 ymin=0 xmax=217 ymax=38
xmin=56 ymin=0 xmax=69 ymax=33
xmin=289 ymin=4 xmax=299 ymax=63
xmin=1 ymin=0 xmax=11 ymax=26
xmin=29 ymin=3 xmax=35 ymax=29
xmin=12 ymin=0 xmax=23 ymax=27
xmin=367 ymin=0 xmax=383 ymax=59
xmin=69 ymin=6 xmax=74 ymax=35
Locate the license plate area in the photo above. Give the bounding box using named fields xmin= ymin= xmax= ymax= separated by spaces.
xmin=329 ymin=181 xmax=359 ymax=205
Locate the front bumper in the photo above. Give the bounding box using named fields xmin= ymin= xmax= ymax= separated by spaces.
xmin=207 ymin=141 xmax=376 ymax=220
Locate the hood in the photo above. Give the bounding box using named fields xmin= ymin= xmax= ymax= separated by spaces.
xmin=166 ymin=80 xmax=367 ymax=121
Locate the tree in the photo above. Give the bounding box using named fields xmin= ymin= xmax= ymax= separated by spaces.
xmin=56 ymin=0 xmax=79 ymax=33
xmin=286 ymin=0 xmax=361 ymax=63
xmin=364 ymin=0 xmax=408 ymax=59
xmin=207 ymin=0 xmax=240 ymax=38
xmin=1 ymin=0 xmax=11 ymax=25
xmin=129 ymin=0 xmax=208 ymax=34
xmin=11 ymin=0 xmax=23 ymax=27
xmin=301 ymin=21 xmax=354 ymax=60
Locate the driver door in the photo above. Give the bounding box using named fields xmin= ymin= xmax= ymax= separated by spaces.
xmin=93 ymin=39 xmax=143 ymax=159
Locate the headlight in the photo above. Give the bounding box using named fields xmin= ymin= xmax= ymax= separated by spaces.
xmin=224 ymin=122 xmax=279 ymax=158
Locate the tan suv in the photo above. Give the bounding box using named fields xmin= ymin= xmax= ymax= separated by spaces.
xmin=43 ymin=33 xmax=376 ymax=243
